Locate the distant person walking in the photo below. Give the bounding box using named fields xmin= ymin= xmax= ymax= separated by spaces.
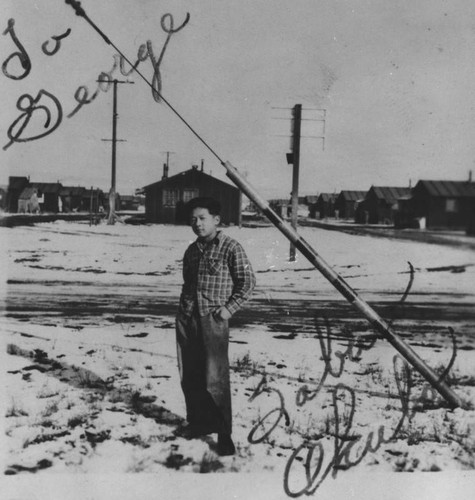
xmin=176 ymin=197 xmax=256 ymax=456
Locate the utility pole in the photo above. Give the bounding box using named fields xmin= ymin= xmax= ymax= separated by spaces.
xmin=289 ymin=104 xmax=302 ymax=261
xmin=273 ymin=104 xmax=325 ymax=261
xmin=98 ymin=78 xmax=134 ymax=225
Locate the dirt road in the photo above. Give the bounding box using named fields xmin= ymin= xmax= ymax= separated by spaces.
xmin=5 ymin=279 xmax=475 ymax=352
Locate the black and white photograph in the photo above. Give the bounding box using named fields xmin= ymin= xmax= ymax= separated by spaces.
xmin=1 ymin=1 xmax=475 ymax=499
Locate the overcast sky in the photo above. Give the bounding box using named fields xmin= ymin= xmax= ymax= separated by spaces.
xmin=2 ymin=0 xmax=475 ymax=198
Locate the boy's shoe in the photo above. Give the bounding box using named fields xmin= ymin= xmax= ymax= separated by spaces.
xmin=177 ymin=423 xmax=216 ymax=439
xmin=217 ymin=433 xmax=236 ymax=456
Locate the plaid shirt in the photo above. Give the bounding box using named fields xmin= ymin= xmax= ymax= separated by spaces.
xmin=179 ymin=231 xmax=256 ymax=317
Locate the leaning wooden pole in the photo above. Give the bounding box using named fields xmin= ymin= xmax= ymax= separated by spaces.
xmin=62 ymin=0 xmax=463 ymax=408
xmin=223 ymin=160 xmax=463 ymax=408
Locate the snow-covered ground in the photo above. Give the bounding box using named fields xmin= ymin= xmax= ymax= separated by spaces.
xmin=1 ymin=221 xmax=475 ymax=499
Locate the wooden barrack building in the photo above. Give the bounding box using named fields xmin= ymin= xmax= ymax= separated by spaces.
xmin=143 ymin=166 xmax=241 ymax=225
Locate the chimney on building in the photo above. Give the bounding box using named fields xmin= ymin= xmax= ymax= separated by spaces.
xmin=469 ymin=170 xmax=473 ymax=183
xmin=192 ymin=164 xmax=199 ymax=170
xmin=409 ymin=178 xmax=412 ymax=188
xmin=162 ymin=163 xmax=168 ymax=180
xmin=201 ymin=159 xmax=204 ymax=172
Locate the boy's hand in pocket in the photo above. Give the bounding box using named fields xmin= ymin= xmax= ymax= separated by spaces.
xmin=213 ymin=306 xmax=231 ymax=321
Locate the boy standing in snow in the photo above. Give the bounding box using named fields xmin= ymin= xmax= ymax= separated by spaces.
xmin=176 ymin=197 xmax=256 ymax=456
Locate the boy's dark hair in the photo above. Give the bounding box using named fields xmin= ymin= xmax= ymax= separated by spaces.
xmin=186 ymin=197 xmax=221 ymax=216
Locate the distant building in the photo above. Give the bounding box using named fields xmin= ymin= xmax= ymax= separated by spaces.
xmin=0 ymin=185 xmax=7 ymax=211
xmin=119 ymin=195 xmax=142 ymax=211
xmin=355 ymin=186 xmax=411 ymax=225
xmin=81 ymin=188 xmax=106 ymax=213
xmin=309 ymin=193 xmax=338 ymax=219
xmin=396 ymin=180 xmax=475 ymax=230
xmin=143 ymin=165 xmax=241 ymax=225
xmin=30 ymin=182 xmax=63 ymax=213
xmin=334 ymin=190 xmax=366 ymax=220
xmin=60 ymin=186 xmax=86 ymax=213
xmin=6 ymin=176 xmax=30 ymax=213
xmin=304 ymin=195 xmax=318 ymax=206
xmin=268 ymin=198 xmax=290 ymax=218
xmin=243 ymin=200 xmax=261 ymax=214
xmin=467 ymin=197 xmax=475 ymax=235
xmin=18 ymin=187 xmax=40 ymax=213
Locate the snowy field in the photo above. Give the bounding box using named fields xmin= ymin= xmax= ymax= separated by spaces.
xmin=1 ymin=221 xmax=475 ymax=499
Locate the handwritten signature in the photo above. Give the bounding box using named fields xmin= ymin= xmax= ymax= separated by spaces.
xmin=246 ymin=264 xmax=458 ymax=497
xmin=2 ymin=12 xmax=189 ymax=150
